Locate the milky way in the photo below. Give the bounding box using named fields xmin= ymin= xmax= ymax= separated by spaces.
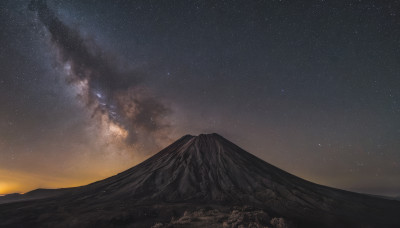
xmin=29 ymin=0 xmax=170 ymax=146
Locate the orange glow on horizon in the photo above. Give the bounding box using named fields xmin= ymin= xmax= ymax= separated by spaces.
xmin=0 ymin=182 xmax=21 ymax=195
xmin=0 ymin=173 xmax=98 ymax=195
xmin=0 ymin=165 xmax=134 ymax=195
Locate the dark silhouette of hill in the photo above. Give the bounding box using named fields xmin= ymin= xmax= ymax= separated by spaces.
xmin=1 ymin=133 xmax=400 ymax=227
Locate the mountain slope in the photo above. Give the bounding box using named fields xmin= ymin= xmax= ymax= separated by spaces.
xmin=1 ymin=133 xmax=400 ymax=228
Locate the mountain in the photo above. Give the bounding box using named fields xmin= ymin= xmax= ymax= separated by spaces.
xmin=1 ymin=133 xmax=400 ymax=228
xmin=0 ymin=188 xmax=71 ymax=204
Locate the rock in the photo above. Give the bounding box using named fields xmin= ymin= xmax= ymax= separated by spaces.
xmin=270 ymin=217 xmax=294 ymax=228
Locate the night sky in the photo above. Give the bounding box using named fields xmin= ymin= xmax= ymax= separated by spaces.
xmin=1 ymin=0 xmax=400 ymax=196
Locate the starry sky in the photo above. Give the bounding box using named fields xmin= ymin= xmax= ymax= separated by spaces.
xmin=1 ymin=0 xmax=400 ymax=196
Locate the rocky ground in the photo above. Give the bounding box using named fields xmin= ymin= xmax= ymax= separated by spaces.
xmin=152 ymin=206 xmax=294 ymax=228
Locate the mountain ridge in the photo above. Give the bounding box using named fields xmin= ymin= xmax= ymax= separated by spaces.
xmin=1 ymin=133 xmax=400 ymax=227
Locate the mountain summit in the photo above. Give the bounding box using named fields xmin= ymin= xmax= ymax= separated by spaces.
xmin=1 ymin=133 xmax=400 ymax=228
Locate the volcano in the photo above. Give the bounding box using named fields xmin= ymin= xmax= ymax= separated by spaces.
xmin=1 ymin=133 xmax=400 ymax=227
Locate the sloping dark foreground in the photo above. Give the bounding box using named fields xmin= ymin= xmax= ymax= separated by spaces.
xmin=1 ymin=134 xmax=400 ymax=228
